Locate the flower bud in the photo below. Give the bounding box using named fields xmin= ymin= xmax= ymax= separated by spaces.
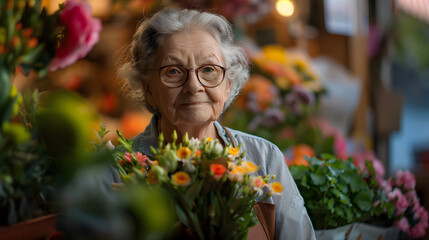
xmin=183 ymin=132 xmax=189 ymax=146
xmin=159 ymin=150 xmax=178 ymax=172
xmin=172 ymin=130 xmax=178 ymax=143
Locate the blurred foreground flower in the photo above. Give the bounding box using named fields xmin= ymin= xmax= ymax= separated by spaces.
xmin=49 ymin=0 xmax=102 ymax=71
xmin=0 ymin=0 xmax=102 ymax=227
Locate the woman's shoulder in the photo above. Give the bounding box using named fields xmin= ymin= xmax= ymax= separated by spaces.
xmin=224 ymin=126 xmax=280 ymax=150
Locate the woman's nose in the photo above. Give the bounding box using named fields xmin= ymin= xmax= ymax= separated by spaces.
xmin=182 ymin=70 xmax=205 ymax=94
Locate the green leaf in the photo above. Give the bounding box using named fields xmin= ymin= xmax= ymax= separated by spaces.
xmin=0 ymin=66 xmax=11 ymax=109
xmin=310 ymin=173 xmax=326 ymax=185
xmin=175 ymin=204 xmax=190 ymax=227
xmin=349 ymin=175 xmax=364 ymax=193
xmin=353 ymin=191 xmax=373 ymax=211
xmin=338 ymin=192 xmax=351 ymax=205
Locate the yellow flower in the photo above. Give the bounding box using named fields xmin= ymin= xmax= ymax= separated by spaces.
xmin=206 ymin=137 xmax=213 ymax=142
xmin=227 ymin=147 xmax=240 ymax=157
xmin=230 ymin=165 xmax=246 ymax=175
xmin=262 ymin=45 xmax=288 ymax=64
xmin=242 ymin=161 xmax=259 ymax=173
xmin=177 ymin=147 xmax=191 ymax=159
xmin=271 ymin=182 xmax=283 ymax=194
xmin=172 ymin=171 xmax=191 ymax=186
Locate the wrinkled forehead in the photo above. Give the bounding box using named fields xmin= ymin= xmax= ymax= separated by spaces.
xmin=152 ymin=30 xmax=225 ymax=67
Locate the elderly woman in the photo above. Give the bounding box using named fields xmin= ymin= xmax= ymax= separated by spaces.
xmin=117 ymin=8 xmax=315 ymax=240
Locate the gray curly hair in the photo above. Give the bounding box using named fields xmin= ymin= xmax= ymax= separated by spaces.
xmin=117 ymin=8 xmax=250 ymax=114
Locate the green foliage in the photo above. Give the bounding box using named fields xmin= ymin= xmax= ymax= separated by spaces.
xmin=393 ymin=12 xmax=429 ymax=73
xmin=289 ymin=156 xmax=390 ymax=230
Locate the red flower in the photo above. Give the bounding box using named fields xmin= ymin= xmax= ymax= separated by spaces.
xmin=210 ymin=163 xmax=227 ymax=180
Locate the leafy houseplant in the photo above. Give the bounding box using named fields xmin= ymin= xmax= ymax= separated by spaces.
xmin=289 ymin=155 xmax=393 ymax=230
xmin=113 ymin=131 xmax=283 ymax=240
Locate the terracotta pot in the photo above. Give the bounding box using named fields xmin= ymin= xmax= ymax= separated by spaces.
xmin=0 ymin=214 xmax=58 ymax=240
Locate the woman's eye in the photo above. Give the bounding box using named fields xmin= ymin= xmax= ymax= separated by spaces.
xmin=168 ymin=68 xmax=181 ymax=75
xmin=202 ymin=66 xmax=215 ymax=73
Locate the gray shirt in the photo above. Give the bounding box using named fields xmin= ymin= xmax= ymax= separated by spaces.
xmin=121 ymin=116 xmax=316 ymax=240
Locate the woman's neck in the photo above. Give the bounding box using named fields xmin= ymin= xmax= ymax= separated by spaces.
xmin=158 ymin=117 xmax=218 ymax=143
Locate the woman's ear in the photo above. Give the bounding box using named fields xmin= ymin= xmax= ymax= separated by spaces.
xmin=225 ymin=78 xmax=232 ymax=96
xmin=142 ymin=82 xmax=155 ymax=106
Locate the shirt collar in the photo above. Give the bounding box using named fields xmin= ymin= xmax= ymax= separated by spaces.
xmin=134 ymin=115 xmax=236 ymax=157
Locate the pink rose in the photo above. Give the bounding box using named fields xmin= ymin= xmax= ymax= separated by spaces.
xmin=394 ymin=217 xmax=410 ymax=232
xmin=49 ymin=0 xmax=102 ymax=71
xmin=388 ymin=188 xmax=409 ymax=215
xmin=409 ymin=222 xmax=426 ymax=238
xmin=395 ymin=170 xmax=416 ymax=190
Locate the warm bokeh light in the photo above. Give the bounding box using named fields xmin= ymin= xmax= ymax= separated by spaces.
xmin=276 ymin=0 xmax=295 ymax=17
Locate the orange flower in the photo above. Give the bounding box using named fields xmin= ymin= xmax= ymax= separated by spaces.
xmin=177 ymin=147 xmax=191 ymax=159
xmin=237 ymin=75 xmax=275 ymax=111
xmin=242 ymin=161 xmax=259 ymax=173
xmin=293 ymin=144 xmax=315 ymax=158
xmin=194 ymin=150 xmax=202 ymax=157
xmin=271 ymin=182 xmax=283 ymax=194
xmin=172 ymin=171 xmax=191 ymax=186
xmin=210 ymin=164 xmax=227 ymax=180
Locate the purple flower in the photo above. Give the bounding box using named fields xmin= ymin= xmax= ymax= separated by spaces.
xmin=259 ymin=108 xmax=285 ymax=127
xmin=284 ymin=86 xmax=315 ymax=115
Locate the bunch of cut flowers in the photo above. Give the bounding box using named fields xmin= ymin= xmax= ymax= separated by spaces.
xmin=113 ymin=130 xmax=283 ymax=240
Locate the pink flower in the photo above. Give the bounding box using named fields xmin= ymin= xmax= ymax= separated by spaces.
xmin=409 ymin=222 xmax=426 ymax=238
xmin=123 ymin=152 xmax=132 ymax=163
xmin=353 ymin=151 xmax=385 ymax=178
xmin=414 ymin=205 xmax=429 ymax=228
xmin=333 ymin=131 xmax=348 ymax=160
xmin=135 ymin=152 xmax=148 ymax=167
xmin=388 ymin=188 xmax=409 ymax=215
xmin=395 ymin=170 xmax=416 ymax=190
xmin=394 ymin=217 xmax=410 ymax=232
xmin=49 ymin=0 xmax=102 ymax=71
xmin=407 ymin=190 xmax=419 ymax=205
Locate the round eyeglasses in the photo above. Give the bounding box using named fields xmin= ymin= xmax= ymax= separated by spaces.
xmin=157 ymin=64 xmax=226 ymax=88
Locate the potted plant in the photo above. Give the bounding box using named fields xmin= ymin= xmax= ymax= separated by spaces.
xmin=289 ymin=154 xmax=429 ymax=239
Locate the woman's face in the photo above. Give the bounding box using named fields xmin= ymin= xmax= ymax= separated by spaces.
xmin=145 ymin=30 xmax=231 ymax=127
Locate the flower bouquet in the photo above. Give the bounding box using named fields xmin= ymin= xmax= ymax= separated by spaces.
xmin=221 ymin=45 xmax=325 ymax=151
xmin=113 ymin=131 xmax=283 ymax=240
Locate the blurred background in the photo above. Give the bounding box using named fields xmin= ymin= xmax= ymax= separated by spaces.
xmin=13 ymin=0 xmax=429 ymax=236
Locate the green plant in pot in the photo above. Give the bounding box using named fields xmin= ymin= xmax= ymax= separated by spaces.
xmin=289 ymin=155 xmax=394 ymax=230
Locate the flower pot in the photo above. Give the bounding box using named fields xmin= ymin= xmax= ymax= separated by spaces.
xmin=348 ymin=222 xmax=399 ymax=240
xmin=0 ymin=214 xmax=58 ymax=240
xmin=315 ymin=222 xmax=400 ymax=240
xmin=315 ymin=224 xmax=354 ymax=240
